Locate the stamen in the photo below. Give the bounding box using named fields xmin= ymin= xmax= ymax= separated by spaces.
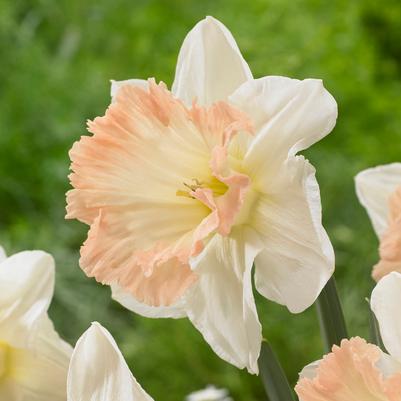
xmin=176 ymin=177 xmax=229 ymax=199
xmin=176 ymin=179 xmax=205 ymax=198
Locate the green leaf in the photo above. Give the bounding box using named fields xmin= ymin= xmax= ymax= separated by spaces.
xmin=258 ymin=340 xmax=297 ymax=401
xmin=315 ymin=276 xmax=348 ymax=353
xmin=366 ymin=297 xmax=386 ymax=350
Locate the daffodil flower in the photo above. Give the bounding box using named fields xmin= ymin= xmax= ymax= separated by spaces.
xmin=0 ymin=247 xmax=72 ymax=400
xmin=295 ymin=272 xmax=401 ymax=401
xmin=356 ymin=163 xmax=401 ymax=281
xmin=68 ymin=323 xmax=235 ymax=401
xmin=66 ymin=16 xmax=337 ymax=373
xmin=186 ymin=386 xmax=233 ymax=401
xmin=67 ymin=322 xmax=154 ymax=401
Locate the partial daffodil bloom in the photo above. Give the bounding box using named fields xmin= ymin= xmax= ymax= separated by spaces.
xmin=0 ymin=247 xmax=72 ymax=400
xmin=186 ymin=386 xmax=233 ymax=401
xmin=355 ymin=163 xmax=401 ymax=281
xmin=295 ymin=272 xmax=401 ymax=401
xmin=66 ymin=16 xmax=337 ymax=373
xmin=67 ymin=322 xmax=154 ymax=401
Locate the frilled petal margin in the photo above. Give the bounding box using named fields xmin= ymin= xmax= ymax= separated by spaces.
xmin=355 ymin=163 xmax=401 ymax=238
xmin=251 ymin=156 xmax=334 ymax=313
xmin=371 ymin=272 xmax=401 ymax=364
xmin=0 ymin=251 xmax=55 ymax=347
xmin=184 ymin=227 xmax=263 ymax=374
xmin=172 ymin=16 xmax=252 ymax=106
xmin=295 ymin=337 xmax=401 ymax=401
xmin=67 ymin=322 xmax=154 ymax=401
xmin=111 ymin=283 xmax=187 ymax=319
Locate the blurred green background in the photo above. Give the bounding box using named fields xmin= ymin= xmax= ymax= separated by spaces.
xmin=1 ymin=0 xmax=401 ymax=400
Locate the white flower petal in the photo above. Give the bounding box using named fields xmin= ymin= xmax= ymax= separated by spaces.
xmin=376 ymin=352 xmax=401 ymax=378
xmin=11 ymin=316 xmax=72 ymax=401
xmin=299 ymin=360 xmax=321 ymax=380
xmin=0 ymin=246 xmax=6 ymax=262
xmin=229 ymin=76 xmax=337 ymax=181
xmin=111 ymin=284 xmax=187 ymax=319
xmin=371 ymin=272 xmax=401 ymax=363
xmin=172 ymin=16 xmax=252 ymax=106
xmin=110 ymin=79 xmax=148 ymax=101
xmin=67 ymin=322 xmax=154 ymax=401
xmin=252 ymin=156 xmax=334 ymax=313
xmin=355 ymin=163 xmax=401 ymax=238
xmin=185 ymin=228 xmax=263 ymax=374
xmin=0 ymin=251 xmax=55 ymax=347
xmin=186 ymin=386 xmax=231 ymax=401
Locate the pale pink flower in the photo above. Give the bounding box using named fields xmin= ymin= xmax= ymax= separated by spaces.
xmin=66 ymin=16 xmax=337 ymax=373
xmin=355 ymin=163 xmax=401 ymax=281
xmin=295 ymin=272 xmax=401 ymax=401
xmin=0 ymin=246 xmax=72 ymax=400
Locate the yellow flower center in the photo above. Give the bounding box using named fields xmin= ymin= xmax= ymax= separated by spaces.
xmin=176 ymin=177 xmax=228 ymax=199
xmin=0 ymin=341 xmax=11 ymax=380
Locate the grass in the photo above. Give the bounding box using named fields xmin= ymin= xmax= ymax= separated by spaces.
xmin=1 ymin=0 xmax=401 ymax=400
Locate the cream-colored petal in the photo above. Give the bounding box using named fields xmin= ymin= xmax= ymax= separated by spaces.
xmin=111 ymin=283 xmax=187 ymax=318
xmin=186 ymin=386 xmax=231 ymax=401
xmin=172 ymin=16 xmax=252 ymax=106
xmin=299 ymin=360 xmax=321 ymax=380
xmin=0 ymin=246 xmax=6 ymax=262
xmin=230 ymin=76 xmax=337 ymax=183
xmin=355 ymin=163 xmax=401 ymax=238
xmin=0 ymin=251 xmax=54 ymax=347
xmin=110 ymin=79 xmax=148 ymax=101
xmin=0 ymin=379 xmax=18 ymax=400
xmin=371 ymin=272 xmax=401 ymax=364
xmin=185 ymin=228 xmax=263 ymax=374
xmin=377 ymin=352 xmax=401 ymax=378
xmin=11 ymin=316 xmax=72 ymax=401
xmin=252 ymin=156 xmax=334 ymax=313
xmin=68 ymin=322 xmax=154 ymax=401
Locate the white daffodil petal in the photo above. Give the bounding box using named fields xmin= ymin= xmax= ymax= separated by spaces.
xmin=230 ymin=76 xmax=337 ymax=179
xmin=110 ymin=79 xmax=148 ymax=101
xmin=252 ymin=156 xmax=334 ymax=313
xmin=376 ymin=351 xmax=401 ymax=378
xmin=299 ymin=360 xmax=321 ymax=380
xmin=172 ymin=16 xmax=252 ymax=106
xmin=0 ymin=251 xmax=55 ymax=347
xmin=0 ymin=246 xmax=6 ymax=262
xmin=186 ymin=386 xmax=231 ymax=401
xmin=111 ymin=284 xmax=187 ymax=319
xmin=11 ymin=316 xmax=72 ymax=401
xmin=185 ymin=228 xmax=263 ymax=374
xmin=67 ymin=322 xmax=154 ymax=401
xmin=355 ymin=163 xmax=401 ymax=238
xmin=371 ymin=272 xmax=401 ymax=364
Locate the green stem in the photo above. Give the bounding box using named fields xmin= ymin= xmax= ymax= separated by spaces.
xmin=258 ymin=340 xmax=296 ymax=401
xmin=315 ymin=276 xmax=348 ymax=353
